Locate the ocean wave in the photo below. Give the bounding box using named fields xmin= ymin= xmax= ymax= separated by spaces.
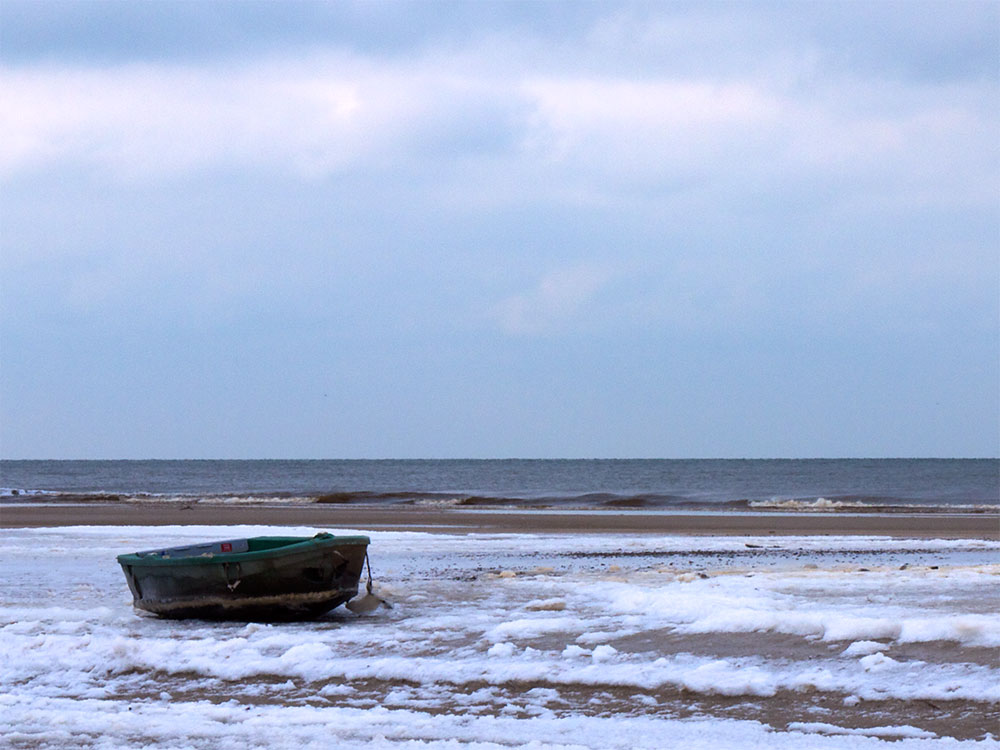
xmin=3 ymin=487 xmax=997 ymax=514
xmin=0 ymin=490 xmax=127 ymax=504
xmin=748 ymin=497 xmax=999 ymax=513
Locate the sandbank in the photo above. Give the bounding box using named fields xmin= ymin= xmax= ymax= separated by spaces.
xmin=2 ymin=502 xmax=996 ymax=538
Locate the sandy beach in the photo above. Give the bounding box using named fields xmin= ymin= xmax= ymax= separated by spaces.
xmin=2 ymin=502 xmax=997 ymax=538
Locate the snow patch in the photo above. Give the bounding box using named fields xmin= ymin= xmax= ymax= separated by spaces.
xmin=789 ymin=721 xmax=937 ymax=739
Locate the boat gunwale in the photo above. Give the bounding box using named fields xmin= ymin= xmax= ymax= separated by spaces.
xmin=115 ymin=533 xmax=370 ymax=567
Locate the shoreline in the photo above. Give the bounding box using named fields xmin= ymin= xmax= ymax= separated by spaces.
xmin=1 ymin=502 xmax=996 ymax=538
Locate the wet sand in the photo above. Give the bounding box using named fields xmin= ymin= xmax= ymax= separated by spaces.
xmin=123 ymin=675 xmax=996 ymax=742
xmin=2 ymin=502 xmax=996 ymax=538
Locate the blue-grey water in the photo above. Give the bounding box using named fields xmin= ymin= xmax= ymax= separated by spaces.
xmin=1 ymin=459 xmax=996 ymax=511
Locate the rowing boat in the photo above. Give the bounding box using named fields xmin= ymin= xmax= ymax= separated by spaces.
xmin=116 ymin=533 xmax=370 ymax=621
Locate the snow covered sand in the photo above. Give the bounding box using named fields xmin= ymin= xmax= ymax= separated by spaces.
xmin=1 ymin=525 xmax=998 ymax=748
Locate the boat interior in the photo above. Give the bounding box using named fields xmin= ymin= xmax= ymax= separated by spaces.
xmin=134 ymin=537 xmax=312 ymax=559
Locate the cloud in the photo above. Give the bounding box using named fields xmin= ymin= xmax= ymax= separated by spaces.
xmin=523 ymin=72 xmax=995 ymax=204
xmin=496 ymin=263 xmax=618 ymax=335
xmin=1 ymin=58 xmax=380 ymax=177
xmin=3 ymin=44 xmax=993 ymax=218
xmin=0 ymin=7 xmax=995 ymax=338
xmin=522 ymin=76 xmax=780 ymax=171
xmin=0 ymin=55 xmax=532 ymax=180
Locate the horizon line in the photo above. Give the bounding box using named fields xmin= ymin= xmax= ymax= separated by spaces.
xmin=2 ymin=456 xmax=997 ymax=462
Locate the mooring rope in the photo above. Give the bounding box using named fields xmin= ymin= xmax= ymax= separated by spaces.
xmin=364 ymin=550 xmax=374 ymax=594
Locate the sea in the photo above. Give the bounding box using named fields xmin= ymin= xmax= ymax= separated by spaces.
xmin=1 ymin=458 xmax=997 ymax=512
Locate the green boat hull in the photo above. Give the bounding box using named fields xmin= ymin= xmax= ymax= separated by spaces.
xmin=116 ymin=533 xmax=370 ymax=621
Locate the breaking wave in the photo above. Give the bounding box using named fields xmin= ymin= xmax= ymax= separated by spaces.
xmin=2 ymin=487 xmax=996 ymax=514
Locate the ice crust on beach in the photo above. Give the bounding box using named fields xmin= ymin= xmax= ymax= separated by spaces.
xmin=8 ymin=693 xmax=989 ymax=750
xmin=788 ymin=722 xmax=939 ymax=739
xmin=1 ymin=525 xmax=998 ymax=748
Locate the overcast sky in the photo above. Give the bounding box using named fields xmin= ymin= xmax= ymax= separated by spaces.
xmin=1 ymin=1 xmax=997 ymax=459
